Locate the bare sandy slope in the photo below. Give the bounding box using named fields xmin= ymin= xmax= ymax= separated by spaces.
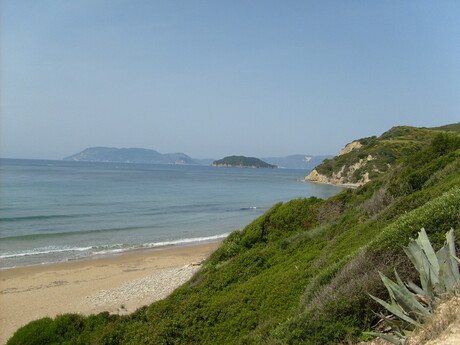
xmin=0 ymin=242 xmax=220 ymax=345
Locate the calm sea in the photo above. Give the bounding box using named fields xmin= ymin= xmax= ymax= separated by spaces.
xmin=0 ymin=159 xmax=343 ymax=269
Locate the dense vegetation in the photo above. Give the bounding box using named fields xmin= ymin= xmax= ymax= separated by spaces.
xmin=212 ymin=156 xmax=277 ymax=168
xmin=429 ymin=122 xmax=460 ymax=133
xmin=314 ymin=124 xmax=460 ymax=184
xmin=8 ymin=127 xmax=460 ymax=345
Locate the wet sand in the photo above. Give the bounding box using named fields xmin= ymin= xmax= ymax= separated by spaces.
xmin=0 ymin=242 xmax=220 ymax=344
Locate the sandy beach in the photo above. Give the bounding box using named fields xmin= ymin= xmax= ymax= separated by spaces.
xmin=0 ymin=242 xmax=220 ymax=345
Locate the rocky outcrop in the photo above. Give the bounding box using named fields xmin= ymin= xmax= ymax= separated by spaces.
xmin=337 ymin=141 xmax=363 ymax=156
xmin=304 ymin=155 xmax=374 ymax=187
xmin=303 ymin=125 xmax=454 ymax=188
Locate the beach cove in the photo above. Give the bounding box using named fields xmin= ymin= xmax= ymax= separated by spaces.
xmin=0 ymin=242 xmax=220 ymax=344
xmin=0 ymin=159 xmax=343 ymax=344
xmin=0 ymin=159 xmax=344 ymax=270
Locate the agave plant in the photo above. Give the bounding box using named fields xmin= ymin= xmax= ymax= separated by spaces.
xmin=366 ymin=228 xmax=459 ymax=345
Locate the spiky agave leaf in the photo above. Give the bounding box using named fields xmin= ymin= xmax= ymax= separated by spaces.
xmin=445 ymin=229 xmax=460 ymax=281
xmin=425 ymin=265 xmax=435 ymax=302
xmin=394 ymin=270 xmax=406 ymax=290
xmin=379 ymin=272 xmax=430 ymax=317
xmin=437 ymin=246 xmax=457 ymax=292
xmin=367 ymin=228 xmax=460 ymax=344
xmin=382 ymin=315 xmax=414 ymax=333
xmin=373 ymin=310 xmax=408 ymax=331
xmin=404 ymin=236 xmax=438 ymax=300
xmin=378 ymin=272 xmax=397 ymax=302
xmin=406 ymin=280 xmax=426 ymax=297
xmin=404 ymin=241 xmax=432 ymax=294
xmin=394 ymin=329 xmax=412 ymax=339
xmin=393 ymin=329 xmax=411 ymax=344
xmin=422 ymin=246 xmax=440 ymax=288
xmin=433 ymin=229 xmax=459 ymax=293
xmin=441 ymin=261 xmax=456 ymax=292
xmin=396 ymin=271 xmax=432 ymax=311
xmin=416 ymin=228 xmax=440 ymax=273
xmin=403 ymin=240 xmax=424 ymax=273
xmin=369 ymin=294 xmax=420 ymax=327
xmin=364 ymin=332 xmax=405 ymax=345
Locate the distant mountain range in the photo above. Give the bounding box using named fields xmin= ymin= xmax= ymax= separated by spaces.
xmin=64 ymin=147 xmax=197 ymax=165
xmin=64 ymin=147 xmax=331 ymax=169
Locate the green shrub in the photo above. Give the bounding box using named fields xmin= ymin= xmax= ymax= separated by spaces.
xmin=53 ymin=314 xmax=85 ymax=339
xmin=373 ymin=187 xmax=460 ymax=251
xmin=7 ymin=318 xmax=60 ymax=345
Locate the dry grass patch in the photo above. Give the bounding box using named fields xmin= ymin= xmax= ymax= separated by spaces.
xmin=408 ymin=291 xmax=460 ymax=345
xmin=302 ymin=250 xmax=411 ymax=315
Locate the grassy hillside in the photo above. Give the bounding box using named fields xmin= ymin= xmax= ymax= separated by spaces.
xmin=429 ymin=122 xmax=460 ymax=133
xmin=311 ymin=125 xmax=458 ymax=185
xmin=8 ymin=131 xmax=460 ymax=345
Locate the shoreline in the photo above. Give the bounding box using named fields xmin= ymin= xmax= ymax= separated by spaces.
xmin=0 ymin=241 xmax=221 ymax=345
xmin=1 ymin=235 xmax=229 ymax=271
xmin=302 ymin=178 xmax=360 ymax=189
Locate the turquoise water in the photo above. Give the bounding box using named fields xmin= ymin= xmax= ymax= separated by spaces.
xmin=0 ymin=159 xmax=343 ymax=268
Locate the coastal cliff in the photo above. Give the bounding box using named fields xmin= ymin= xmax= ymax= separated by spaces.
xmin=305 ymin=141 xmax=373 ymax=187
xmin=304 ymin=125 xmax=457 ymax=187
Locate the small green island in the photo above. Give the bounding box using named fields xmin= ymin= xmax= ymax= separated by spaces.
xmin=211 ymin=155 xmax=277 ymax=169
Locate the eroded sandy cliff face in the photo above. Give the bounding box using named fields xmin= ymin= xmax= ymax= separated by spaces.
xmin=337 ymin=141 xmax=363 ymax=156
xmin=304 ymin=156 xmax=373 ymax=187
xmin=304 ymin=141 xmax=373 ymax=187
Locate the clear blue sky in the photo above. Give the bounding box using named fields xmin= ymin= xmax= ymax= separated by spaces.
xmin=1 ymin=1 xmax=459 ymax=160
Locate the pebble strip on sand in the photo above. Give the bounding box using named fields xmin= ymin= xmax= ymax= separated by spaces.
xmin=86 ymin=265 xmax=201 ymax=307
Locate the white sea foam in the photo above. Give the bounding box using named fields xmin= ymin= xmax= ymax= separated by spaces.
xmin=0 ymin=234 xmax=229 ymax=262
xmin=91 ymin=233 xmax=230 ymax=256
xmin=142 ymin=233 xmax=229 ymax=248
xmin=0 ymin=246 xmax=93 ymax=259
xmin=91 ymin=247 xmax=130 ymax=255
